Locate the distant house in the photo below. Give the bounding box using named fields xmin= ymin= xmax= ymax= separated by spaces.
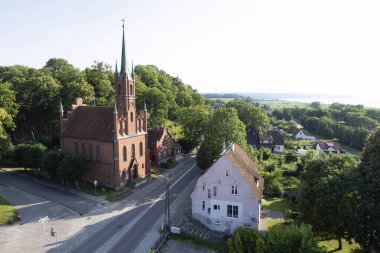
xmin=247 ymin=129 xmax=285 ymax=153
xmin=148 ymin=127 xmax=182 ymax=166
xmin=191 ymin=144 xmax=264 ymax=233
xmin=316 ymin=142 xmax=345 ymax=154
xmin=292 ymin=129 xmax=316 ymax=140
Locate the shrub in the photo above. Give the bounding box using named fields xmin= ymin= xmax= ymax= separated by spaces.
xmin=23 ymin=143 xmax=47 ymax=170
xmin=233 ymin=226 xmax=262 ymax=253
xmin=58 ymin=155 xmax=85 ymax=186
xmin=265 ymin=224 xmax=322 ymax=253
xmin=40 ymin=150 xmax=65 ymax=178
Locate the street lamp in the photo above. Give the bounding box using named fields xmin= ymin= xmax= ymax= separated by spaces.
xmin=50 ymin=227 xmax=58 ymax=252
xmin=94 ymin=180 xmax=97 ymax=195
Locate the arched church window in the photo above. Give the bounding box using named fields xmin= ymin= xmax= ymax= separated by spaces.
xmin=130 ymin=84 xmax=133 ymax=95
xmin=75 ymin=143 xmax=79 ymax=155
xmin=130 ymin=112 xmax=133 ymax=122
xmin=82 ymin=144 xmax=86 ymax=159
xmin=89 ymin=144 xmax=93 ymax=161
xmin=96 ymin=145 xmax=101 ymax=161
xmin=139 ymin=142 xmax=143 ymax=156
xmin=123 ymin=146 xmax=127 ymax=162
xmin=131 ymin=144 xmax=135 ymax=158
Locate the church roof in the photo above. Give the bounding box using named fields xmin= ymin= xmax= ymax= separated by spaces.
xmin=62 ymin=106 xmax=114 ymax=141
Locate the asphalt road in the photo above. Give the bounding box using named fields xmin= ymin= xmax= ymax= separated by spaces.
xmin=0 ymin=170 xmax=99 ymax=215
xmin=68 ymin=158 xmax=200 ymax=253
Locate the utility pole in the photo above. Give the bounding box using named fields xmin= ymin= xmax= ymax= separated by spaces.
xmin=164 ymin=177 xmax=170 ymax=231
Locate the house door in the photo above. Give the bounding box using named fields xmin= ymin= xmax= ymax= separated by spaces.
xmin=133 ymin=164 xmax=138 ymax=178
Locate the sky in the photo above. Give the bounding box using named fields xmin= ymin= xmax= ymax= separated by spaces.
xmin=1 ymin=0 xmax=380 ymax=97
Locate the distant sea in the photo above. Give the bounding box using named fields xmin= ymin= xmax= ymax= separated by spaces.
xmin=236 ymin=93 xmax=380 ymax=109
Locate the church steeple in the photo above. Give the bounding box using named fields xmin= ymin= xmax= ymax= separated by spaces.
xmin=115 ymin=60 xmax=118 ymax=74
xmin=120 ymin=20 xmax=127 ymax=74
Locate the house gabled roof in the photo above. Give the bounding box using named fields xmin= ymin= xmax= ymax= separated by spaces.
xmin=268 ymin=130 xmax=284 ymax=145
xmin=247 ymin=129 xmax=284 ymax=146
xmin=247 ymin=129 xmax=260 ymax=146
xmin=62 ymin=106 xmax=114 ymax=141
xmin=147 ymin=127 xmax=165 ymax=149
xmin=292 ymin=128 xmax=302 ymax=136
xmin=224 ymin=144 xmax=264 ymax=200
xmin=317 ymin=141 xmax=343 ymax=151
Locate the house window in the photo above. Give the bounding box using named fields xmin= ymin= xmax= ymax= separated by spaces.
xmin=96 ymin=145 xmax=101 ymax=161
xmin=130 ymin=112 xmax=133 ymax=122
xmin=213 ymin=205 xmax=220 ymax=211
xmin=89 ymin=144 xmax=93 ymax=161
xmin=215 ymin=220 xmax=221 ymax=225
xmin=82 ymin=144 xmax=86 ymax=159
xmin=231 ymin=185 xmax=238 ymax=195
xmin=225 ymin=170 xmax=230 ymax=177
xmin=227 ymin=205 xmax=239 ymax=218
xmin=202 ymin=201 xmax=205 ymax=210
xmin=207 ymin=208 xmax=211 ymax=214
xmin=202 ymin=182 xmax=205 ymax=191
xmin=75 ymin=143 xmax=79 ymax=155
xmin=213 ymin=186 xmax=217 ymax=196
xmin=131 ymin=144 xmax=135 ymax=158
xmin=139 ymin=142 xmax=143 ymax=156
xmin=208 ymin=189 xmax=211 ymax=198
xmin=123 ymin=146 xmax=127 ymax=162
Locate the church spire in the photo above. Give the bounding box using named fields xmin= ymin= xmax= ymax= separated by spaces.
xmin=115 ymin=60 xmax=118 ymax=74
xmin=120 ymin=19 xmax=127 ymax=74
xmin=131 ymin=61 xmax=134 ymax=79
xmin=59 ymin=100 xmax=64 ymax=113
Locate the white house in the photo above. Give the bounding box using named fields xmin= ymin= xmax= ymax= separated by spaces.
xmin=191 ymin=144 xmax=264 ymax=233
xmin=316 ymin=142 xmax=345 ymax=154
xmin=292 ymin=129 xmax=316 ymax=140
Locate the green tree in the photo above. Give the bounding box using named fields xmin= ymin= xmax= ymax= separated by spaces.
xmin=227 ymin=100 xmax=270 ymax=134
xmin=85 ymin=61 xmax=114 ymax=106
xmin=298 ymin=154 xmax=358 ymax=250
xmin=233 ymin=226 xmax=261 ymax=253
xmin=22 ymin=143 xmax=47 ymax=172
xmin=177 ymin=105 xmax=210 ymax=151
xmin=40 ymin=150 xmax=65 ymax=178
xmin=255 ymin=237 xmax=266 ymax=253
xmin=196 ymin=107 xmax=246 ymax=169
xmin=58 ymin=155 xmax=85 ymax=188
xmin=227 ymin=232 xmax=244 ymax=253
xmin=349 ymin=127 xmax=380 ymax=252
xmin=265 ymin=224 xmax=321 ymax=253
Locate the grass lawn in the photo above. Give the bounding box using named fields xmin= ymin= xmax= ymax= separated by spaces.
xmin=78 ymin=181 xmax=132 ymax=202
xmin=0 ymin=196 xmax=18 ymax=225
xmin=267 ymin=220 xmax=287 ymax=231
xmin=317 ymin=238 xmax=361 ymax=253
xmin=262 ymin=197 xmax=290 ymax=213
xmin=255 ymin=100 xmax=311 ymax=109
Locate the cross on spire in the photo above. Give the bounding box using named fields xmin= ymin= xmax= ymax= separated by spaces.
xmin=121 ymin=18 xmax=125 ymax=28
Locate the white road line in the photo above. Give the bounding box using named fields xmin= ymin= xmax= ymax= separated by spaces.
xmin=95 ymin=163 xmax=198 ymax=252
xmin=148 ymin=163 xmax=196 ymax=209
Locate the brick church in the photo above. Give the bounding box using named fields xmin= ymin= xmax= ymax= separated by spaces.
xmin=59 ymin=25 xmax=150 ymax=189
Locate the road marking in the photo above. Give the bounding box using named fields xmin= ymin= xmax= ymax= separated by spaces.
xmin=95 ymin=163 xmax=198 ymax=253
xmin=148 ymin=163 xmax=196 ymax=209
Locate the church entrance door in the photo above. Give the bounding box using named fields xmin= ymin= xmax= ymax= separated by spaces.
xmin=133 ymin=164 xmax=138 ymax=178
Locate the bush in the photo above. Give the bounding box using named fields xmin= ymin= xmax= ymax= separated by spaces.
xmin=40 ymin=150 xmax=65 ymax=178
xmin=265 ymin=224 xmax=322 ymax=253
xmin=233 ymin=226 xmax=262 ymax=253
xmin=58 ymin=155 xmax=85 ymax=185
xmin=159 ymin=162 xmax=170 ymax=169
xmin=23 ymin=143 xmax=47 ymax=170
xmin=13 ymin=143 xmax=47 ymax=169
